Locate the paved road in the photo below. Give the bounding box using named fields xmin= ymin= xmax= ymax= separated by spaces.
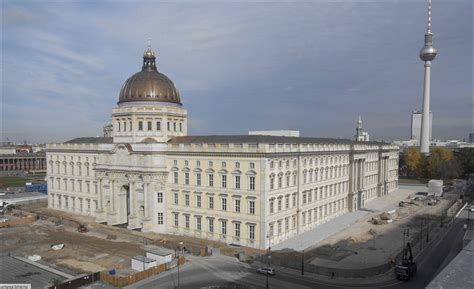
xmin=127 ymin=206 xmax=471 ymax=289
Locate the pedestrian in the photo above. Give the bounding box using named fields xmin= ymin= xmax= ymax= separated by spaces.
xmin=331 ymin=272 xmax=335 ymax=279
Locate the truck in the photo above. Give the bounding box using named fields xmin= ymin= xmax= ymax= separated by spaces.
xmin=395 ymin=242 xmax=417 ymax=280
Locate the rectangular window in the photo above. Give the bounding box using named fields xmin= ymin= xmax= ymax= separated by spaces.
xmin=196 ymin=173 xmax=201 ymax=186
xmin=221 ymin=198 xmax=227 ymax=211
xmin=173 ymin=122 xmax=177 ymax=131
xmin=185 ymin=172 xmax=189 ymax=185
xmin=209 ymin=196 xmax=214 ymax=209
xmin=278 ymin=176 xmax=282 ymax=188
xmin=147 ymin=121 xmax=152 ymax=130
xmin=221 ymin=221 xmax=227 ymax=235
xmin=292 ymin=194 xmax=296 ymax=207
xmin=173 ymin=172 xmax=178 ymax=184
xmin=156 ymin=121 xmax=161 ymax=130
xmin=222 ymin=161 xmax=226 ymax=168
xmin=157 ymin=212 xmax=163 ymax=225
xmin=167 ymin=122 xmax=170 ymax=131
xmin=235 ymin=199 xmax=240 ymax=213
xmin=209 ymin=219 xmax=214 ymax=232
xmin=249 ymin=225 xmax=255 ymax=240
xmin=138 ymin=121 xmax=143 ymax=131
xmin=270 ymin=200 xmax=274 ymax=214
xmin=179 ymin=122 xmax=183 ymax=132
xmin=249 ymin=200 xmax=255 ymax=214
xmin=235 ymin=162 xmax=240 ymax=168
xmin=196 ymin=217 xmax=202 ymax=231
xmin=293 ymin=174 xmax=297 ymax=186
xmin=278 ymin=198 xmax=282 ymax=211
xmin=124 ymin=121 xmax=126 ymax=131
xmin=157 ymin=192 xmax=163 ymax=203
xmin=118 ymin=121 xmax=121 ymax=131
xmin=209 ymin=174 xmax=214 ymax=187
xmin=185 ymin=194 xmax=190 ymax=206
xmin=174 ymin=193 xmax=179 ymax=205
xmin=286 ymin=175 xmax=290 ymax=187
xmin=209 ymin=161 xmax=213 ymax=167
xmin=235 ymin=223 xmax=241 ymax=238
xmin=285 ymin=195 xmax=289 ymax=209
xmin=235 ymin=176 xmax=240 ymax=189
xmin=250 ymin=162 xmax=255 ymax=169
xmin=221 ymin=175 xmax=227 ymax=188
xmin=174 ymin=213 xmax=178 ymax=227
xmin=292 ymin=215 xmax=296 ymax=228
xmin=185 ymin=160 xmax=189 ymax=166
xmin=285 ymin=217 xmax=289 ymax=231
xmin=185 ymin=215 xmax=190 ymax=229
xmin=196 ymin=195 xmax=201 ymax=208
xmin=249 ymin=176 xmax=255 ymax=190
xmin=270 ymin=178 xmax=274 ymax=190
xmin=303 ymin=193 xmax=307 ymax=204
xmin=196 ymin=160 xmax=201 ymax=167
xmin=308 ymin=192 xmax=312 ymax=203
xmin=269 ymin=223 xmax=274 ymax=236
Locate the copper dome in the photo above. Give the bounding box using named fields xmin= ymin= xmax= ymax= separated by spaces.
xmin=118 ymin=46 xmax=181 ymax=105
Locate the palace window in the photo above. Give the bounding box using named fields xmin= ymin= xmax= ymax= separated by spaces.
xmin=286 ymin=175 xmax=290 ymax=187
xmin=221 ymin=198 xmax=227 ymax=211
xmin=249 ymin=200 xmax=255 ymax=214
xmin=174 ymin=193 xmax=179 ymax=205
xmin=196 ymin=173 xmax=201 ymax=186
xmin=156 ymin=121 xmax=161 ymax=130
xmin=185 ymin=194 xmax=190 ymax=206
xmin=208 ymin=219 xmax=214 ymax=232
xmin=196 ymin=217 xmax=202 ymax=231
xmin=209 ymin=196 xmax=214 ymax=209
xmin=174 ymin=213 xmax=179 ymax=227
xmin=221 ymin=221 xmax=227 ymax=235
xmin=184 ymin=172 xmax=189 ymax=185
xmin=147 ymin=121 xmax=152 ymax=130
xmin=235 ymin=162 xmax=240 ymax=168
xmin=173 ymin=122 xmax=177 ymax=131
xmin=157 ymin=212 xmax=163 ymax=225
xmin=285 ymin=195 xmax=289 ymax=209
xmin=278 ymin=175 xmax=282 ymax=188
xmin=138 ymin=121 xmax=143 ymax=131
xmin=249 ymin=176 xmax=255 ymax=190
xmin=235 ymin=223 xmax=240 ymax=238
xmin=234 ymin=199 xmax=240 ymax=213
xmin=173 ymin=172 xmax=178 ymax=184
xmin=167 ymin=122 xmax=170 ymax=131
xmin=185 ymin=215 xmax=190 ymax=229
xmin=196 ymin=195 xmax=201 ymax=208
xmin=209 ymin=174 xmax=214 ymax=187
xmin=250 ymin=162 xmax=255 ymax=169
xmin=179 ymin=123 xmax=183 ymax=132
xmin=235 ymin=175 xmax=240 ymax=189
xmin=221 ymin=175 xmax=227 ymax=188
xmin=269 ymin=199 xmax=274 ymax=214
xmin=269 ymin=223 xmax=274 ymax=237
xmin=196 ymin=160 xmax=200 ymax=167
xmin=270 ymin=177 xmax=275 ymax=190
xmin=278 ymin=198 xmax=282 ymax=211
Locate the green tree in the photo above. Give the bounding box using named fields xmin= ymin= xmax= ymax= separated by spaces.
xmin=426 ymin=147 xmax=457 ymax=179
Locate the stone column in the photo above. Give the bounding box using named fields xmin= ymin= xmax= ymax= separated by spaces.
xmin=129 ymin=181 xmax=136 ymax=216
xmin=143 ymin=182 xmax=150 ymax=218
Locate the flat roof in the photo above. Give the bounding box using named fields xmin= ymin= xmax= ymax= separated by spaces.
xmin=64 ymin=137 xmax=113 ymax=144
xmin=168 ymin=135 xmax=388 ymax=145
xmin=132 ymin=255 xmax=156 ymax=263
xmin=0 ymin=255 xmax=66 ymax=288
xmin=145 ymin=248 xmax=173 ymax=256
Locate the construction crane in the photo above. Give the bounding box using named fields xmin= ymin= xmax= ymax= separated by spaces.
xmin=395 ymin=242 xmax=417 ymax=280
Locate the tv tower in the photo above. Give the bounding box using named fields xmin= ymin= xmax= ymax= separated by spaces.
xmin=419 ymin=0 xmax=437 ymax=155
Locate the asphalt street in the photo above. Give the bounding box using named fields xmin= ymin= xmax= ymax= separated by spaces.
xmin=127 ymin=205 xmax=471 ymax=289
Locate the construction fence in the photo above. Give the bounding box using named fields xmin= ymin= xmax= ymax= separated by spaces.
xmin=0 ymin=210 xmax=37 ymax=228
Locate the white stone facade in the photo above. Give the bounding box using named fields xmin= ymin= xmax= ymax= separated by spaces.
xmin=45 ymin=48 xmax=399 ymax=250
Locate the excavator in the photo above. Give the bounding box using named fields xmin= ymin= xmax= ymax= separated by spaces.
xmin=395 ymin=242 xmax=417 ymax=280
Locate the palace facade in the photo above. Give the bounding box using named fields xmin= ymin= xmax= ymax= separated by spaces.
xmin=45 ymin=46 xmax=399 ymax=250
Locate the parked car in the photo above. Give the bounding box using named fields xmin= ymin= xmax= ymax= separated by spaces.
xmin=256 ymin=267 xmax=275 ymax=275
xmin=470 ymin=205 xmax=474 ymax=212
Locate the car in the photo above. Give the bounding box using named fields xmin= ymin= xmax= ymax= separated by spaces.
xmin=470 ymin=205 xmax=474 ymax=212
xmin=256 ymin=267 xmax=275 ymax=275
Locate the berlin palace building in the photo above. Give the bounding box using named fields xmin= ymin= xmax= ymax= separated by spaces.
xmin=45 ymin=46 xmax=399 ymax=250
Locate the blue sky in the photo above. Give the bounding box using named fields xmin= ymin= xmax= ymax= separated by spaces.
xmin=1 ymin=0 xmax=472 ymax=143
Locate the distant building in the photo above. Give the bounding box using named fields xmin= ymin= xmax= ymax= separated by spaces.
xmin=411 ymin=110 xmax=432 ymax=141
xmin=248 ymin=130 xmax=300 ymax=137
xmin=354 ymin=116 xmax=370 ymax=142
xmin=469 ymin=133 xmax=474 ymax=143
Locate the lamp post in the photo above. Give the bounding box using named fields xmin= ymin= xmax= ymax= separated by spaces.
xmin=266 ymin=233 xmax=271 ymax=289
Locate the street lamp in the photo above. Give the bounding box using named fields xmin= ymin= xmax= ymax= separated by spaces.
xmin=266 ymin=233 xmax=271 ymax=289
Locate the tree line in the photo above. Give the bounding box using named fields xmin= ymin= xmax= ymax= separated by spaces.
xmin=399 ymin=147 xmax=474 ymax=180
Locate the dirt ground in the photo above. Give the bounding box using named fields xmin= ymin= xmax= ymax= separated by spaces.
xmin=0 ymin=201 xmax=262 ymax=275
xmin=307 ymin=192 xmax=457 ymax=269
